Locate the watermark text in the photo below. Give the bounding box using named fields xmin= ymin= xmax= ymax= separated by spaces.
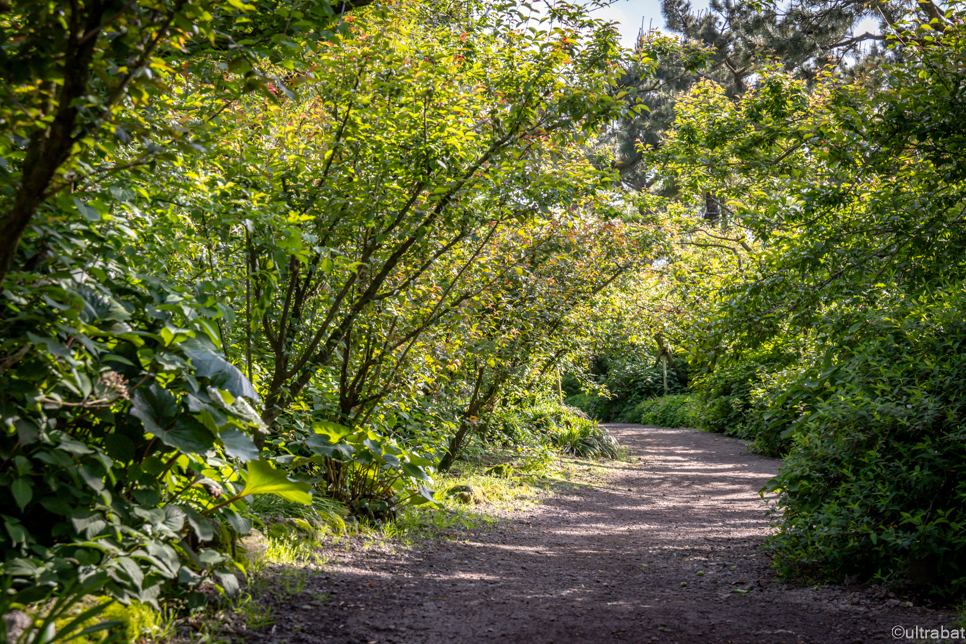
xmin=893 ymin=625 xmax=966 ymax=640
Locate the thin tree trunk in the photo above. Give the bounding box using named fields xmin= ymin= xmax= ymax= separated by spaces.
xmin=0 ymin=2 xmax=103 ymax=283
xmin=703 ymin=192 xmax=720 ymax=225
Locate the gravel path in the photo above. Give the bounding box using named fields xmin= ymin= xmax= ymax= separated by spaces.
xmin=243 ymin=424 xmax=956 ymax=644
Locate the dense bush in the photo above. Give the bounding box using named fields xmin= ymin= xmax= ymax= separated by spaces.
xmin=0 ymin=222 xmax=288 ymax=614
xmin=632 ymin=395 xmax=701 ymax=428
xmin=481 ymin=401 xmax=623 ymax=460
xmin=689 ymin=342 xmax=798 ymax=441
xmin=565 ymin=348 xmax=688 ymax=422
xmin=766 ymin=293 xmax=966 ymax=596
xmin=269 ymin=420 xmax=436 ymax=522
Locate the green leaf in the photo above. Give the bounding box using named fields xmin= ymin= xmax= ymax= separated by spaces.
xmin=178 ymin=566 xmax=203 ymax=585
xmin=198 ymin=549 xmax=226 ymax=566
xmin=4 ymin=516 xmax=28 ymax=545
xmin=11 ymin=478 xmax=32 ymax=511
xmin=71 ymin=510 xmax=107 ymax=539
xmin=76 ymin=285 xmax=131 ymax=323
xmin=239 ymin=460 xmax=311 ymax=505
xmin=162 ymin=505 xmax=186 ymax=534
xmin=305 ymin=434 xmax=354 ymax=459
xmin=131 ymin=385 xmax=217 ymax=453
xmin=216 ymin=572 xmax=241 ymax=597
xmin=179 ymin=337 xmax=260 ymax=402
xmin=130 ymin=384 xmax=178 ymax=435
xmin=184 ymin=506 xmax=215 ymax=541
xmin=220 ymin=429 xmax=260 ymax=462
xmin=74 ymin=198 xmax=101 ymax=222
xmin=313 ymin=421 xmax=353 ymax=441
xmin=116 ymin=556 xmax=145 ymax=588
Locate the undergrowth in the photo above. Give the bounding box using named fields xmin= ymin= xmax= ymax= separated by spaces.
xmin=632 ymin=394 xmax=701 ymax=428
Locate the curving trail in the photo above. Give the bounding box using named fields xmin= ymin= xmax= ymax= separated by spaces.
xmin=244 ymin=424 xmax=954 ymax=644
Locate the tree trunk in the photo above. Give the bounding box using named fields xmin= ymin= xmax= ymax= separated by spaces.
xmin=438 ymin=418 xmax=474 ymax=473
xmin=0 ymin=2 xmax=103 ymax=284
xmin=703 ymin=192 xmax=719 ymax=225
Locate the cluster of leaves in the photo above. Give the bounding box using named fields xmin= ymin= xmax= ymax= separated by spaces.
xmin=0 ymin=219 xmax=317 ymax=616
xmin=556 ymin=268 xmax=692 ymax=423
xmin=270 ymin=421 xmax=435 ymax=522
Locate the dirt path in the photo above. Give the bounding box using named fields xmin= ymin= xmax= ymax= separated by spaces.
xmin=244 ymin=424 xmax=955 ymax=644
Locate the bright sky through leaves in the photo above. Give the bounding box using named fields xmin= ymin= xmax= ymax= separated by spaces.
xmin=590 ymin=0 xmax=878 ymax=48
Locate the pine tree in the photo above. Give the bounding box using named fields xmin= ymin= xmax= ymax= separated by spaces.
xmin=604 ymin=0 xmax=906 ymax=193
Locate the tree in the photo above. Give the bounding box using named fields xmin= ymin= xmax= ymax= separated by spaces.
xmin=0 ymin=0 xmax=374 ymax=283
xmin=133 ymin=0 xmax=631 ymax=435
xmin=600 ymin=0 xmax=903 ymax=193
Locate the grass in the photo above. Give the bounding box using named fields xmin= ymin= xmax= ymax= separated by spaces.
xmin=232 ymin=593 xmax=275 ymax=630
xmin=381 ymin=442 xmax=636 ymax=545
xmin=550 ymin=424 xmax=625 ymax=459
xmin=385 ymin=463 xmax=546 ymax=543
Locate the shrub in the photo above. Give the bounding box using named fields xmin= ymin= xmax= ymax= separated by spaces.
xmin=690 ymin=341 xmax=799 ymax=440
xmin=270 ymin=421 xmax=436 ymax=523
xmin=766 ymin=295 xmax=966 ymax=596
xmin=549 ymin=424 xmax=623 ymax=459
xmin=0 ymin=267 xmax=277 ymax=611
xmin=563 ymin=392 xmax=621 ymax=421
xmin=0 ymin=221 xmax=315 ymax=628
xmin=633 ymin=394 xmax=701 ymax=428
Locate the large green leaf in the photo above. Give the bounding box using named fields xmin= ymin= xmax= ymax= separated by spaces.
xmin=313 ymin=420 xmax=354 ymax=442
xmin=131 ymin=385 xmax=217 ymax=453
xmin=180 ymin=337 xmax=259 ymax=402
xmin=305 ymin=433 xmax=354 ymax=459
xmin=239 ymin=460 xmax=311 ymax=505
xmin=220 ymin=429 xmax=260 ymax=462
xmin=130 ymin=384 xmax=178 ymax=436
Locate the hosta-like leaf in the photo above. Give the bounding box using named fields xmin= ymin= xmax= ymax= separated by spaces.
xmin=220 ymin=428 xmax=260 ymax=462
xmin=180 ymin=337 xmax=259 ymax=402
xmin=131 ymin=385 xmax=217 ymax=452
xmin=130 ymin=384 xmax=178 ymax=435
xmin=162 ymin=505 xmax=186 ymax=534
